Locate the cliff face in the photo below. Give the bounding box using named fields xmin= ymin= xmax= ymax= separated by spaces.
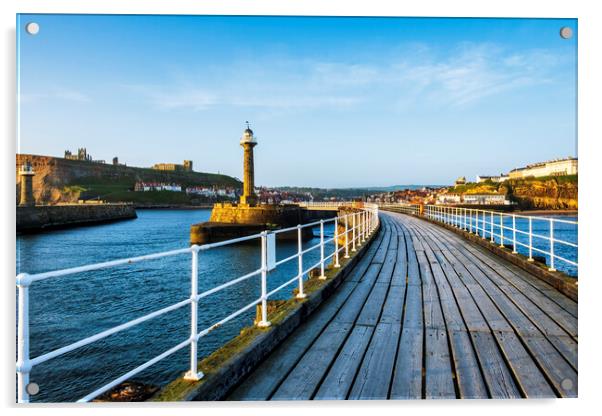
xmin=16 ymin=154 xmax=241 ymax=205
xmin=502 ymin=178 xmax=578 ymax=210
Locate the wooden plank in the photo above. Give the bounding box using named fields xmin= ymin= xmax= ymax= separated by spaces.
xmin=379 ymin=284 xmax=406 ymax=325
xmin=372 ymin=231 xmax=392 ymax=264
xmin=405 ymin=231 xmax=421 ymax=286
xmin=356 ymin=283 xmax=389 ymax=327
xmin=436 ymin=261 xmax=490 ymax=333
xmin=448 ymin=330 xmax=488 ymax=399
xmin=470 ymin=331 xmax=522 ymax=399
xmin=495 ymin=284 xmax=575 ymax=338
xmin=454 ymin=253 xmax=535 ymax=331
xmin=459 ymin=247 xmax=577 ymax=338
xmin=423 ymin=282 xmax=446 ymax=330
xmin=376 ymin=251 xmax=397 ymax=284
xmin=428 ymin=230 xmax=579 ymax=386
xmin=421 ymin=223 xmax=577 ymax=337
xmin=402 ymin=283 xmax=423 ymax=329
xmin=333 ymin=272 xmax=379 ymax=325
xmin=428 ymin=263 xmax=465 ymax=331
xmin=424 ymin=328 xmax=456 ymax=399
xmin=228 ymin=280 xmax=357 ymax=400
xmin=521 ymin=336 xmax=577 ymax=398
xmin=349 ymin=322 xmax=401 ymax=399
xmin=391 ymin=231 xmax=407 ymax=287
xmin=548 ymin=335 xmax=577 ymax=370
xmin=313 ymin=325 xmax=374 ymax=400
xmin=494 ymin=331 xmax=556 ymax=398
xmin=271 ymin=322 xmax=352 ymax=400
xmin=461 ymin=242 xmax=577 ymax=318
xmin=390 ymin=326 xmax=423 ymax=399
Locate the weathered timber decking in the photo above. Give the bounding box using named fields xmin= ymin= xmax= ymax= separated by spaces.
xmin=227 ymin=211 xmax=578 ymax=400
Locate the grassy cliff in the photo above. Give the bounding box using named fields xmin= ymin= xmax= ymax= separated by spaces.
xmin=449 ymin=175 xmax=578 ymax=210
xmin=16 ymin=154 xmax=242 ymax=205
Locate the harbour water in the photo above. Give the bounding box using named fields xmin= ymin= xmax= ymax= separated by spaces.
xmin=16 ymin=209 xmax=336 ymax=402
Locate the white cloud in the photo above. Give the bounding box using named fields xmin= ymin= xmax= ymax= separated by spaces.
xmin=125 ymin=42 xmax=567 ymax=113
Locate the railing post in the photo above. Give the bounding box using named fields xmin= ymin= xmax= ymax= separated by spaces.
xmin=512 ymin=214 xmax=518 ymax=253
xmin=528 ymin=217 xmax=534 ymax=261
xmin=490 ymin=211 xmax=494 ymax=243
xmin=257 ymin=232 xmax=271 ymax=327
xmin=16 ymin=274 xmax=31 ymax=403
xmin=549 ymin=218 xmax=556 ymax=272
xmin=357 ymin=211 xmax=361 ymax=242
xmin=362 ymin=211 xmax=367 ymax=242
xmin=469 ymin=209 xmax=472 ymax=233
xmin=334 ymin=217 xmax=341 ymax=268
xmin=344 ymin=215 xmax=350 ymax=259
xmin=351 ymin=213 xmax=357 ymax=252
xmin=184 ymin=246 xmax=203 ymax=381
xmin=482 ymin=211 xmax=486 ymax=239
xmin=319 ymin=220 xmax=326 ymax=279
xmin=296 ymin=225 xmax=307 ymax=298
xmin=499 ymin=212 xmax=504 ymax=247
xmin=457 ymin=207 xmax=460 ymax=228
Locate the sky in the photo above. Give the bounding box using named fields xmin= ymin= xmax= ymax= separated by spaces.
xmin=17 ymin=15 xmax=577 ymax=187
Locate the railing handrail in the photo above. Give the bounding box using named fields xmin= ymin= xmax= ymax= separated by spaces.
xmin=16 ymin=205 xmax=379 ymax=403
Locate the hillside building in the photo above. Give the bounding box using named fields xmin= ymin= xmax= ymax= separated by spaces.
xmin=454 ymin=176 xmax=466 ymax=187
xmin=152 ymin=160 xmax=193 ymax=172
xmin=508 ymin=157 xmax=577 ymax=179
xmin=476 ymin=174 xmax=509 ymax=183
xmin=64 ymin=148 xmax=105 ymax=164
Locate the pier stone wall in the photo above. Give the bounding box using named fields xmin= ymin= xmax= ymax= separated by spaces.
xmin=209 ymin=203 xmax=304 ymax=226
xmin=17 ymin=203 xmax=137 ymax=232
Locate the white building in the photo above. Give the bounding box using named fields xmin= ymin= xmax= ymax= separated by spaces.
xmin=437 ymin=194 xmax=462 ymax=204
xmin=462 ymin=194 xmax=509 ymax=205
xmin=476 ymin=175 xmax=509 ymax=183
xmin=508 ymin=157 xmax=578 ymax=179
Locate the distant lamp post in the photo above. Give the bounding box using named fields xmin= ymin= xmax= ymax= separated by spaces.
xmin=18 ymin=162 xmax=36 ymax=207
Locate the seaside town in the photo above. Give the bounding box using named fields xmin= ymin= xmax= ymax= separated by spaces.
xmin=17 ymin=147 xmax=578 ymax=207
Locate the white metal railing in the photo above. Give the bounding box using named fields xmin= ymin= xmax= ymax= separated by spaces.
xmin=423 ymin=205 xmax=577 ymax=274
xmin=378 ymin=203 xmax=421 ymax=216
xmin=296 ymin=201 xmax=368 ymax=208
xmin=16 ymin=205 xmax=379 ymax=403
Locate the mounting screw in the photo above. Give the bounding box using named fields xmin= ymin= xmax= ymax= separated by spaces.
xmin=560 ymin=27 xmax=573 ymax=39
xmin=25 ymin=22 xmax=40 ymax=35
xmin=26 ymin=382 xmax=39 ymax=395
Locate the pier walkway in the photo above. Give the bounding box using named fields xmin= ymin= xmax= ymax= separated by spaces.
xmin=228 ymin=211 xmax=578 ymax=400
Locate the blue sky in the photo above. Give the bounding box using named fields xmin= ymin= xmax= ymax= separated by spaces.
xmin=17 ymin=15 xmax=577 ymax=187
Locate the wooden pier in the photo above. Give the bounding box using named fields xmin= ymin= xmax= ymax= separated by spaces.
xmin=228 ymin=211 xmax=577 ymax=400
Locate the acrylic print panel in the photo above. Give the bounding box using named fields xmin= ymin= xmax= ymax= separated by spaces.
xmin=16 ymin=14 xmax=578 ymax=403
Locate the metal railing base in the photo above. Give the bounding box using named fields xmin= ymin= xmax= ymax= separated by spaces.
xmin=183 ymin=371 xmax=204 ymax=382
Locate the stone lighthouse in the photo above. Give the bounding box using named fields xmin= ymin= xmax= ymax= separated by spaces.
xmin=239 ymin=122 xmax=258 ymax=206
xmin=191 ymin=122 xmax=313 ymax=243
xmin=18 ymin=161 xmax=36 ymax=207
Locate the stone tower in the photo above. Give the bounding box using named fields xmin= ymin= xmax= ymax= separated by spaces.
xmin=239 ymin=123 xmax=257 ymax=206
xmin=18 ymin=161 xmax=35 ymax=207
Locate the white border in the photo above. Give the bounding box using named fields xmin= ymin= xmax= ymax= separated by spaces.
xmin=2 ymin=1 xmax=600 ymax=415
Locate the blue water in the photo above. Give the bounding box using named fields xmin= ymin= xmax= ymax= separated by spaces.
xmin=16 ymin=209 xmax=336 ymax=402
xmin=439 ymin=213 xmax=578 ymax=277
